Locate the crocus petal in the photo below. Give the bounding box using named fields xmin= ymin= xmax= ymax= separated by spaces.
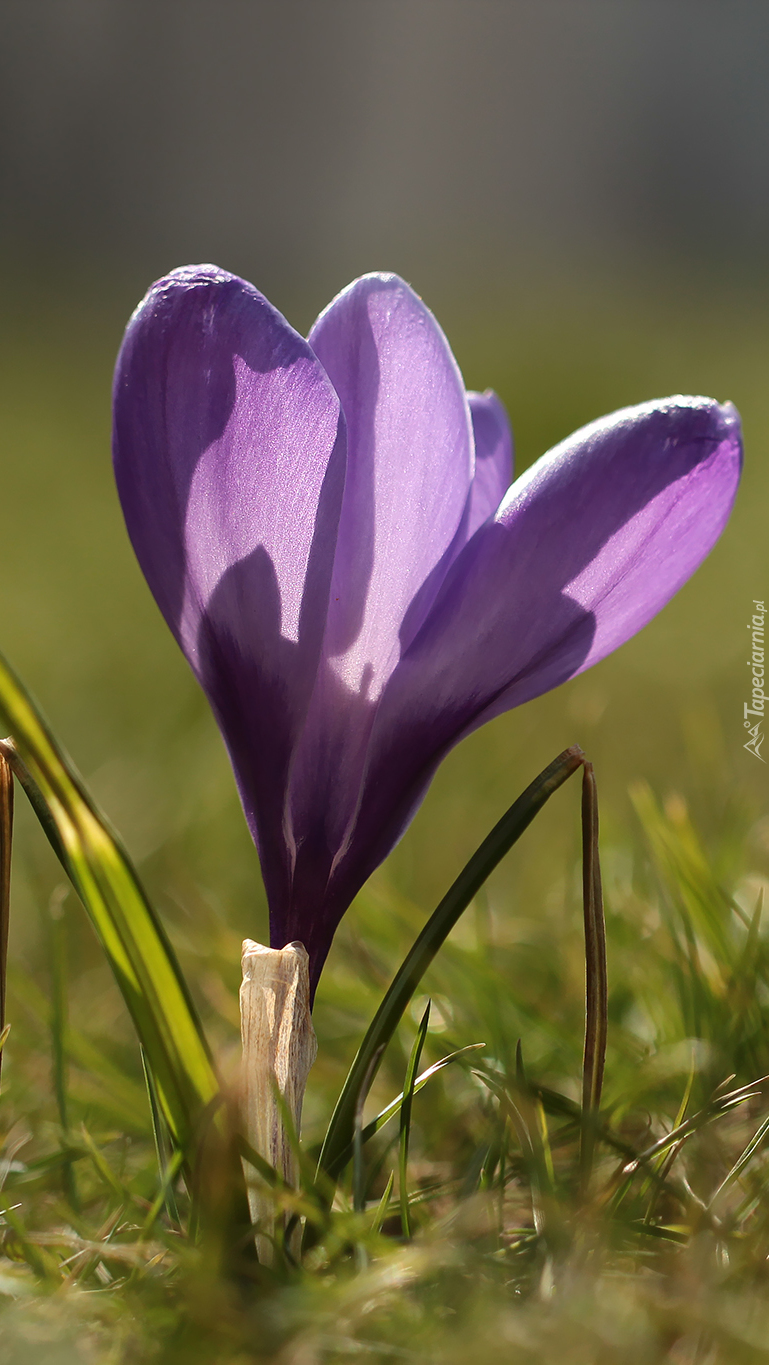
xmin=112 ymin=264 xmax=347 ymax=912
xmin=465 ymin=390 xmax=514 ymax=537
xmin=316 ymin=395 xmax=742 ymax=970
xmin=282 ymin=275 xmax=474 ymax=915
xmin=308 ymin=273 xmax=474 ymax=685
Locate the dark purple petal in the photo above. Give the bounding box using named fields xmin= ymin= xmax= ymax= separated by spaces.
xmin=283 ymin=274 xmax=474 ymax=895
xmin=310 ymin=395 xmax=741 ymax=981
xmin=112 ymin=265 xmax=346 ymax=917
xmin=465 ymin=390 xmax=514 ymax=537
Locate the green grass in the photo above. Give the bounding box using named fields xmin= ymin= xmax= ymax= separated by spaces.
xmin=0 ymin=262 xmax=765 ymax=1362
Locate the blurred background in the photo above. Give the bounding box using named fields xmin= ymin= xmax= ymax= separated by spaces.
xmin=0 ymin=0 xmax=766 ymax=1140
xmin=4 ymin=0 xmax=769 ymax=297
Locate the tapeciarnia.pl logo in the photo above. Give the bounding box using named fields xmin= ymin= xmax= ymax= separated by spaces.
xmin=744 ymin=599 xmax=766 ymax=762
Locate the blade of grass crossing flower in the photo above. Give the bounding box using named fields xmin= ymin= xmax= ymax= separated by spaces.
xmin=580 ymin=761 xmax=607 ymax=1187
xmin=0 ymin=650 xmax=218 ymax=1157
xmin=317 ymin=745 xmax=585 ymax=1191
xmin=399 ymin=1000 xmax=430 ymax=1238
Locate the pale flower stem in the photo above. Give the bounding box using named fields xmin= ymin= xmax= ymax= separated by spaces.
xmin=240 ymin=939 xmax=317 ymax=1263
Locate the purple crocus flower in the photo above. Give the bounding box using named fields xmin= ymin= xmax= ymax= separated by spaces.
xmin=113 ymin=266 xmax=742 ymax=994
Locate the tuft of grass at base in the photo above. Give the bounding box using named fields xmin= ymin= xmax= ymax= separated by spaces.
xmin=0 ymin=777 xmax=767 ymax=1364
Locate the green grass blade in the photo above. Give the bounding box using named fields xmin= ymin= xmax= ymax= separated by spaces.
xmin=353 ymin=1046 xmax=385 ymax=1213
xmin=624 ymin=1077 xmax=769 ymax=1175
xmin=317 ymin=745 xmax=584 ymax=1191
xmin=360 ymin=1045 xmax=484 ymax=1149
xmin=399 ymin=1000 xmax=430 ymax=1238
xmin=643 ymin=1060 xmax=697 ymax=1223
xmin=9 ymin=963 xmax=150 ymax=1132
xmin=141 ymin=1146 xmax=185 ymax=1240
xmin=371 ymin=1171 xmax=394 ymax=1235
xmin=317 ymin=1042 xmax=484 ymax=1188
xmin=0 ymin=650 xmax=219 ymax=1157
xmin=141 ymin=1048 xmax=181 ymax=1227
xmin=708 ymin=1113 xmax=769 ymax=1211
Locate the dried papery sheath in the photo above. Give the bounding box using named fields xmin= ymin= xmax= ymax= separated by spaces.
xmin=240 ymin=939 xmax=316 ymax=1259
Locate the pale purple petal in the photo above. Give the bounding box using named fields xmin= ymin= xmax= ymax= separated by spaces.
xmin=112 ymin=265 xmax=346 ymax=918
xmin=284 ymin=274 xmax=474 ymax=891
xmin=314 ymin=395 xmax=741 ymax=964
xmin=309 ymin=273 xmax=474 ymax=685
xmin=465 ymin=390 xmax=514 ymax=537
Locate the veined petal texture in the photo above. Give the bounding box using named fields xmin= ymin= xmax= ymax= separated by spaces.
xmin=112 ymin=265 xmax=347 ymax=909
xmin=281 ymin=275 xmax=474 ymax=933
xmin=322 ymin=396 xmax=742 ymax=949
xmin=309 ymin=273 xmax=474 ymax=687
